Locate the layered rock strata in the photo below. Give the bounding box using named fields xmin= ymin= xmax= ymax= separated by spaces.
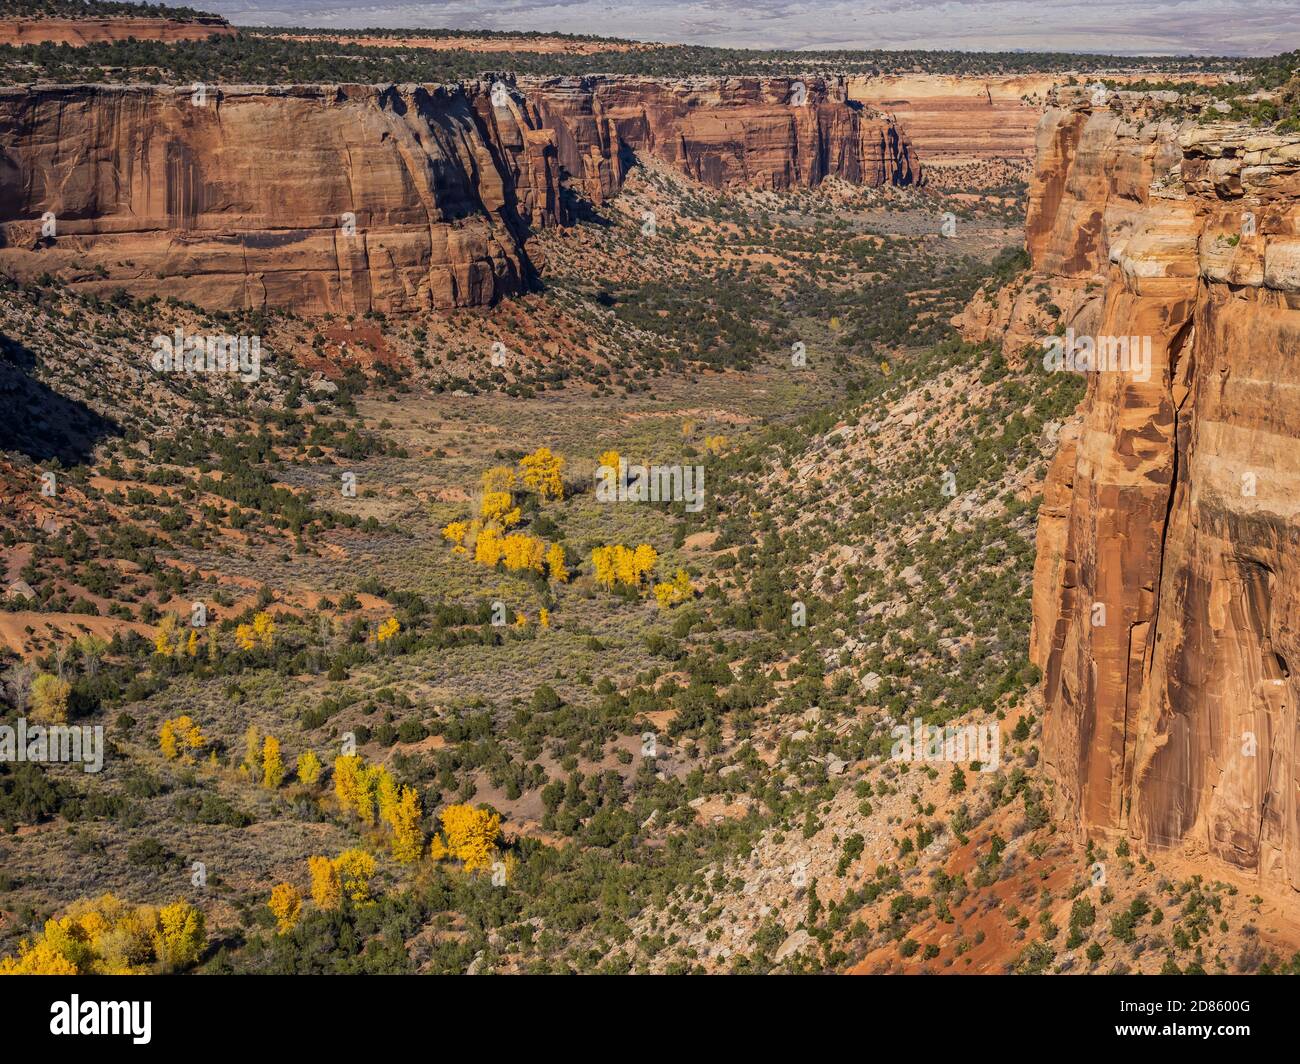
xmin=0 ymin=77 xmax=917 ymax=315
xmin=0 ymin=16 xmax=235 ymax=46
xmin=1007 ymin=89 xmax=1300 ymax=895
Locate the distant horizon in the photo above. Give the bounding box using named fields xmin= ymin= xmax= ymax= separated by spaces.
xmin=199 ymin=0 xmax=1300 ymax=57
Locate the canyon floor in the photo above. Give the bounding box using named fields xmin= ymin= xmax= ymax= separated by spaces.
xmin=1 ymin=11 xmax=1299 ymax=978
xmin=3 ymin=152 xmax=1295 ymax=976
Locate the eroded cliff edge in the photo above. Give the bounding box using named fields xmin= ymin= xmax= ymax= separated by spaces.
xmin=0 ymin=77 xmax=918 ymax=315
xmin=971 ymin=89 xmax=1300 ymax=896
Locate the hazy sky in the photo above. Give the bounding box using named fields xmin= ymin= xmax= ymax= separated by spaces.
xmin=205 ymin=0 xmax=1300 ymax=56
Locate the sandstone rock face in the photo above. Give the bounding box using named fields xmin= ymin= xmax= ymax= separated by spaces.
xmin=0 ymin=16 xmax=235 ymax=46
xmin=848 ymin=73 xmax=1227 ymax=185
xmin=0 ymin=83 xmax=555 ymax=315
xmin=1020 ymin=91 xmax=1300 ymax=896
xmin=524 ymin=75 xmax=920 ymax=199
xmin=847 ymin=74 xmax=1051 ymax=169
xmin=0 ymin=77 xmax=917 ymax=315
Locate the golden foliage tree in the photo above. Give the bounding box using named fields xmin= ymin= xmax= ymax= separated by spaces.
xmin=385 ymin=786 xmax=424 ymax=864
xmin=475 ymin=526 xmax=504 ymax=567
xmin=236 ymin=611 xmax=275 ymax=651
xmin=159 ymin=715 xmax=205 ymax=761
xmin=297 ymin=749 xmax=322 ymax=786
xmin=591 ymin=543 xmax=658 ymax=592
xmin=152 ymin=900 xmax=206 ymax=971
xmin=241 ymin=724 xmax=262 ymax=778
xmin=333 ymin=849 xmax=378 ymax=905
xmin=501 ymin=533 xmax=545 ymax=573
xmin=430 ymin=804 xmax=501 ymax=873
xmin=268 ymin=883 xmax=302 ymax=934
xmin=480 ymin=491 xmax=521 ymax=529
xmin=545 ymin=542 xmax=569 ymax=583
xmin=153 ymin=613 xmax=181 ymax=657
xmin=333 ymin=755 xmax=385 ymax=824
xmin=0 ymin=894 xmax=205 ymax=975
xmin=441 ymin=520 xmax=469 ymax=552
xmin=653 ymin=568 xmax=694 ymax=610
xmin=376 ymin=616 xmax=401 ymax=644
xmin=262 ymin=735 xmax=285 ymax=789
xmin=333 ymin=754 xmax=367 ymax=821
xmin=30 ymin=672 xmax=71 ymax=724
xmin=519 ymin=447 xmax=565 ymax=501
xmin=307 ymin=855 xmax=341 ymax=911
xmin=481 ymin=465 xmax=517 ymax=495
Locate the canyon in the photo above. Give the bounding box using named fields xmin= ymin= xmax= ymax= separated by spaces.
xmin=0 ymin=76 xmax=917 ymax=315
xmin=966 ymin=87 xmax=1300 ymax=898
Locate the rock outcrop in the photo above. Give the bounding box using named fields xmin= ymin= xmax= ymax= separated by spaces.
xmin=0 ymin=16 xmax=235 ymax=46
xmin=847 ymin=74 xmax=1052 ymax=172
xmin=0 ymin=83 xmax=550 ymax=315
xmin=0 ymin=77 xmax=917 ymax=315
xmin=1012 ymin=90 xmax=1300 ymax=896
xmin=523 ymin=75 xmax=920 ymax=202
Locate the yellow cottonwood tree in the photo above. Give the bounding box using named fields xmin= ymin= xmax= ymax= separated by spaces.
xmin=262 ymin=735 xmax=285 ymax=789
xmin=591 ymin=546 xmax=617 ymax=589
xmin=241 ymin=724 xmax=262 ymax=777
xmin=385 ymin=786 xmax=424 ymax=864
xmin=237 ymin=611 xmax=275 ymax=651
xmin=334 ymin=755 xmax=383 ymax=824
xmin=159 ymin=715 xmax=205 ymax=761
xmin=519 ymin=447 xmax=565 ymax=501
xmin=297 ymin=749 xmax=322 ymax=786
xmin=481 ymin=465 xmax=516 ymax=495
xmin=333 ymin=754 xmax=367 ymax=819
xmin=0 ymin=894 xmax=205 ymax=975
xmin=268 ymin=883 xmax=302 ymax=934
xmin=154 ymin=613 xmax=181 ymax=657
xmin=475 ymin=526 xmax=504 ymax=567
xmin=441 ymin=520 xmax=469 ymax=552
xmin=632 ymin=543 xmax=658 ymax=582
xmin=653 ymin=568 xmax=694 ymax=610
xmin=308 ymin=855 xmax=341 ymax=910
xmin=501 ymin=533 xmax=545 ymax=572
xmin=431 ymin=804 xmax=501 ymax=873
xmin=480 ymin=491 xmax=521 ymax=529
xmin=31 ymin=673 xmax=71 ymax=724
xmin=333 ymin=849 xmax=377 ymax=905
xmin=545 ymin=543 xmax=569 ymax=583
xmin=152 ymin=900 xmax=206 ymax=971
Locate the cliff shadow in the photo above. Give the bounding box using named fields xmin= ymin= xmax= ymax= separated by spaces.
xmin=0 ymin=333 xmax=121 ymax=465
xmin=559 ymin=185 xmax=613 ymax=228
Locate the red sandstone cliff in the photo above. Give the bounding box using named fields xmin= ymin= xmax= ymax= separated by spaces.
xmin=523 ymin=75 xmax=919 ymax=202
xmin=0 ymin=77 xmax=917 ymax=315
xmin=0 ymin=16 xmax=235 ymax=46
xmin=0 ymin=83 xmax=548 ymax=315
xmin=1001 ymin=90 xmax=1300 ymax=896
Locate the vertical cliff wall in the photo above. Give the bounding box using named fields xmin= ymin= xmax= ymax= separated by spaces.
xmin=1012 ymin=91 xmax=1300 ymax=895
xmin=0 ymin=77 xmax=918 ymax=315
xmin=0 ymin=83 xmax=553 ymax=314
xmin=522 ymin=75 xmax=920 ymax=201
